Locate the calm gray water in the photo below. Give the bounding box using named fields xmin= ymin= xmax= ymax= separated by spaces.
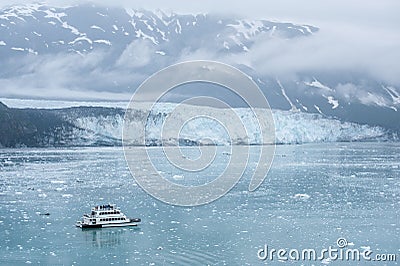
xmin=0 ymin=143 xmax=399 ymax=265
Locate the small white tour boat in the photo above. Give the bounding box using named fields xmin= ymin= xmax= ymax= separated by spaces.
xmin=76 ymin=204 xmax=141 ymax=229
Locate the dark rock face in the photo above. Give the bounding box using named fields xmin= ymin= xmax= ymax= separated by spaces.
xmin=0 ymin=102 xmax=124 ymax=147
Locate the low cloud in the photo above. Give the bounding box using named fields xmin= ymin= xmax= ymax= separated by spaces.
xmin=0 ymin=48 xmax=150 ymax=101
xmin=116 ymin=39 xmax=154 ymax=69
xmin=224 ymin=23 xmax=400 ymax=86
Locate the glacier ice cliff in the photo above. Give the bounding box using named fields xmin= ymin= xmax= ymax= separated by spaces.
xmin=0 ymin=101 xmax=393 ymax=147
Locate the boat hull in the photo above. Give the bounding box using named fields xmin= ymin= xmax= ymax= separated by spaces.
xmin=76 ymin=222 xmax=139 ymax=229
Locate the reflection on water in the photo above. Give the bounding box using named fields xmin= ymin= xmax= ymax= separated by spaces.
xmin=82 ymin=228 xmax=141 ymax=248
xmin=84 ymin=228 xmax=123 ymax=248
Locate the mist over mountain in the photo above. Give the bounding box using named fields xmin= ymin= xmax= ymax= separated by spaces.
xmin=0 ymin=3 xmax=399 ymax=147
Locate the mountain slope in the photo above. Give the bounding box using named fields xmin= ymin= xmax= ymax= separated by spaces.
xmin=0 ymin=3 xmax=399 ymax=134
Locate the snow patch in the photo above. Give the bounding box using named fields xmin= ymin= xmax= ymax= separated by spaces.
xmin=27 ymin=48 xmax=38 ymax=55
xmin=96 ymin=12 xmax=107 ymax=17
xmin=61 ymin=21 xmax=81 ymax=35
xmin=223 ymin=41 xmax=230 ymax=50
xmin=314 ymin=105 xmax=323 ymax=114
xmin=382 ymin=85 xmax=400 ymax=105
xmin=90 ymin=25 xmax=105 ymax=32
xmin=270 ymin=25 xmax=277 ymax=36
xmin=277 ymin=79 xmax=299 ymax=112
xmin=296 ymin=99 xmax=308 ymax=111
xmin=124 ymin=8 xmax=135 ymax=17
xmin=11 ymin=47 xmax=24 ymax=51
xmin=305 ymin=78 xmax=333 ymax=92
xmin=94 ymin=39 xmax=111 ymax=45
xmin=360 ymin=92 xmax=389 ymax=108
xmin=135 ymin=29 xmax=158 ymax=44
xmin=327 ymin=96 xmax=339 ymax=109
xmin=175 ymin=19 xmax=182 ymax=34
xmin=227 ymin=19 xmax=264 ymax=39
xmin=303 ymin=25 xmax=314 ymax=34
xmin=69 ymin=35 xmax=92 ymax=45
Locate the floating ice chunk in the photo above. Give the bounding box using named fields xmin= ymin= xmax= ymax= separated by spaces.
xmin=51 ymin=180 xmax=65 ymax=184
xmin=155 ymin=50 xmax=166 ymax=55
xmin=321 ymin=258 xmax=332 ymax=264
xmin=293 ymin=193 xmax=310 ymax=200
xmin=172 ymin=175 xmax=184 ymax=180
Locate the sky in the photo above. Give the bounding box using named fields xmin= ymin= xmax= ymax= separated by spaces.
xmin=0 ymin=0 xmax=399 ymax=103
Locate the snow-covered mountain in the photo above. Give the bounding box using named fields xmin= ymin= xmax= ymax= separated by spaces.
xmin=0 ymin=3 xmax=316 ymax=57
xmin=0 ymin=2 xmax=399 ymax=145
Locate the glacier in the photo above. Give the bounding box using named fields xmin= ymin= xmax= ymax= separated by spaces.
xmin=70 ymin=103 xmax=389 ymax=146
xmin=0 ymin=99 xmax=392 ymax=147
